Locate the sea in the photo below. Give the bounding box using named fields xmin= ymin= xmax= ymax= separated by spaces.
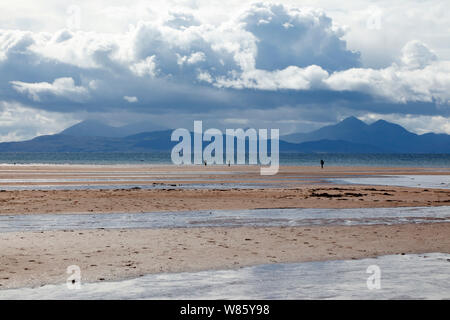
xmin=0 ymin=152 xmax=449 ymax=167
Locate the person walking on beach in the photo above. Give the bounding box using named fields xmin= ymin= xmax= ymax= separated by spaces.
xmin=320 ymin=159 xmax=324 ymax=169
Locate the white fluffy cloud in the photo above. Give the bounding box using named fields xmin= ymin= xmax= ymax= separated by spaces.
xmin=324 ymin=43 xmax=450 ymax=104
xmin=239 ymin=3 xmax=360 ymax=71
xmin=177 ymin=51 xmax=206 ymax=66
xmin=10 ymin=77 xmax=89 ymax=102
xmin=360 ymin=113 xmax=450 ymax=135
xmin=130 ymin=56 xmax=158 ymax=77
xmin=0 ymin=101 xmax=78 ymax=142
xmin=400 ymin=40 xmax=437 ymax=69
xmin=211 ymin=36 xmax=450 ymax=104
xmin=123 ymin=96 xmax=138 ymax=103
xmin=215 ymin=65 xmax=329 ymax=90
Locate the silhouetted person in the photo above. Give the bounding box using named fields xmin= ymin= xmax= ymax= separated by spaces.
xmin=320 ymin=159 xmax=324 ymax=169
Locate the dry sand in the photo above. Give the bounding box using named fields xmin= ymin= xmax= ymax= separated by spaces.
xmin=1 ymin=186 xmax=449 ymax=214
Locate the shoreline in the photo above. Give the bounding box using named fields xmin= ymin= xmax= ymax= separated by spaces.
xmin=0 ymin=161 xmax=450 ymax=169
xmin=0 ymin=164 xmax=449 ymax=171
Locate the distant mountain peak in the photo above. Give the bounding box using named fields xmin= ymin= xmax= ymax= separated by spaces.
xmin=60 ymin=119 xmax=168 ymax=138
xmin=342 ymin=115 xmax=361 ymax=121
xmin=339 ymin=116 xmax=366 ymax=125
xmin=369 ymin=119 xmax=410 ymax=133
xmin=66 ymin=119 xmax=106 ymax=128
xmin=60 ymin=119 xmax=119 ymax=137
xmin=77 ymin=119 xmax=104 ymax=124
xmin=370 ymin=119 xmax=390 ymax=126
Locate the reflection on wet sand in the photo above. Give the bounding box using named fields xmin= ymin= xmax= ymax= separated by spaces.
xmin=1 ymin=253 xmax=449 ymax=300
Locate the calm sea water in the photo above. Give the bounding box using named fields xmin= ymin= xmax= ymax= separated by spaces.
xmin=0 ymin=152 xmax=449 ymax=167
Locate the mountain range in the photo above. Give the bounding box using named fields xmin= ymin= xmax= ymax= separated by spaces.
xmin=0 ymin=117 xmax=448 ymax=153
xmin=60 ymin=119 xmax=167 ymax=138
xmin=282 ymin=116 xmax=450 ymax=153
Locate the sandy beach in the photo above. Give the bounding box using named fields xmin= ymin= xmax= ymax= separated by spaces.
xmin=0 ymin=165 xmax=449 ymax=214
xmin=2 ymin=223 xmax=450 ymax=289
xmin=1 ymin=185 xmax=449 ymax=214
xmin=1 ymin=165 xmax=449 ymax=291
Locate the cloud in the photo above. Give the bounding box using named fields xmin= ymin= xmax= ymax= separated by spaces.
xmin=176 ymin=51 xmax=206 ymax=66
xmin=400 ymin=40 xmax=437 ymax=69
xmin=123 ymin=96 xmax=138 ymax=103
xmin=0 ymin=29 xmax=36 ymax=64
xmin=359 ymin=113 xmax=450 ymax=135
xmin=324 ymin=49 xmax=450 ymax=104
xmin=2 ymin=4 xmax=447 ymax=106
xmin=210 ymin=36 xmax=450 ymax=105
xmin=130 ymin=56 xmax=158 ymax=77
xmin=240 ymin=3 xmax=361 ymax=72
xmin=0 ymin=101 xmax=78 ymax=142
xmin=223 ymin=118 xmax=249 ymax=125
xmin=10 ymin=77 xmax=88 ymax=102
xmin=215 ymin=65 xmax=329 ymax=90
xmin=0 ymin=1 xmax=449 ymax=141
xmin=197 ymin=70 xmax=213 ymax=83
xmin=166 ymin=11 xmax=201 ymax=29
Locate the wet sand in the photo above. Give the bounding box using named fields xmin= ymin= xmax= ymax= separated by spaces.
xmin=0 ymin=165 xmax=449 ymax=214
xmin=1 ymin=223 xmax=450 ymax=289
xmin=1 ymin=186 xmax=450 ymax=214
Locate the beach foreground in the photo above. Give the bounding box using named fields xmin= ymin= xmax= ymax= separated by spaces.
xmin=0 ymin=165 xmax=449 ymax=294
xmin=1 ymin=223 xmax=450 ymax=289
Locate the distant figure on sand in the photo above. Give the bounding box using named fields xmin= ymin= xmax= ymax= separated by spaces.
xmin=320 ymin=159 xmax=324 ymax=169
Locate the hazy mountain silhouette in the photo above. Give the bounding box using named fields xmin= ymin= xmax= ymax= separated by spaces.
xmin=60 ymin=119 xmax=168 ymax=138
xmin=0 ymin=117 xmax=449 ymax=153
xmin=60 ymin=120 xmax=124 ymax=138
xmin=0 ymin=130 xmax=175 ymax=152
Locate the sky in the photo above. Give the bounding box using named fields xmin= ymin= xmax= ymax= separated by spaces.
xmin=0 ymin=0 xmax=450 ymax=142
